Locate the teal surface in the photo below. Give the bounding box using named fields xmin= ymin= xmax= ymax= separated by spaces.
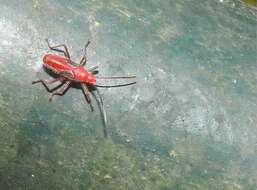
xmin=0 ymin=0 xmax=257 ymax=189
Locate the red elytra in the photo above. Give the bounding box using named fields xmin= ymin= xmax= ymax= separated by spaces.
xmin=43 ymin=54 xmax=96 ymax=85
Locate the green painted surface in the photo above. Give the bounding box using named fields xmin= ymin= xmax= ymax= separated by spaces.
xmin=0 ymin=0 xmax=256 ymax=189
xmin=242 ymin=0 xmax=257 ymax=7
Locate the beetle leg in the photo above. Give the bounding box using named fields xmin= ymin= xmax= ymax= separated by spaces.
xmin=79 ymin=40 xmax=90 ymax=66
xmin=90 ymin=87 xmax=107 ymax=138
xmin=46 ymin=39 xmax=71 ymax=60
xmin=32 ymin=77 xmax=65 ymax=92
xmin=49 ymin=81 xmax=71 ymax=101
xmin=81 ymin=83 xmax=94 ymax=112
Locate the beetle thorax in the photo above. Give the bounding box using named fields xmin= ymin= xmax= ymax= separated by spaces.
xmin=73 ymin=67 xmax=96 ymax=84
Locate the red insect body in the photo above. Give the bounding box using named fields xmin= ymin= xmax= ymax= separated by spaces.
xmin=43 ymin=54 xmax=96 ymax=85
xmin=33 ymin=39 xmax=136 ymax=138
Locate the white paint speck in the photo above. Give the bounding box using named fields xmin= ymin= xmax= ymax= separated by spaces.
xmin=94 ymin=21 xmax=100 ymax=27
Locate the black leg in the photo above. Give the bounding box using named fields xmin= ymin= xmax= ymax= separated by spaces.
xmin=81 ymin=83 xmax=94 ymax=112
xmin=32 ymin=76 xmax=65 ymax=92
xmin=90 ymin=87 xmax=107 ymax=138
xmin=46 ymin=39 xmax=71 ymax=59
xmin=79 ymin=40 xmax=90 ymax=66
xmin=49 ymin=81 xmax=71 ymax=101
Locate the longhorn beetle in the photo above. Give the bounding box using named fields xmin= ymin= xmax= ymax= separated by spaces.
xmin=32 ymin=39 xmax=136 ymax=137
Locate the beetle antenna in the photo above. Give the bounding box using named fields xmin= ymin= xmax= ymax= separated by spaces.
xmin=95 ymin=82 xmax=136 ymax=88
xmin=90 ymin=88 xmax=108 ymax=138
xmin=96 ymin=75 xmax=136 ymax=79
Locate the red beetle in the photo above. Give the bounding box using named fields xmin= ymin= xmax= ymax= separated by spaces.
xmin=32 ymin=39 xmax=136 ymax=137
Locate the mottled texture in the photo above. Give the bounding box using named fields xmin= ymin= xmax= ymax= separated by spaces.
xmin=0 ymin=0 xmax=256 ymax=189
